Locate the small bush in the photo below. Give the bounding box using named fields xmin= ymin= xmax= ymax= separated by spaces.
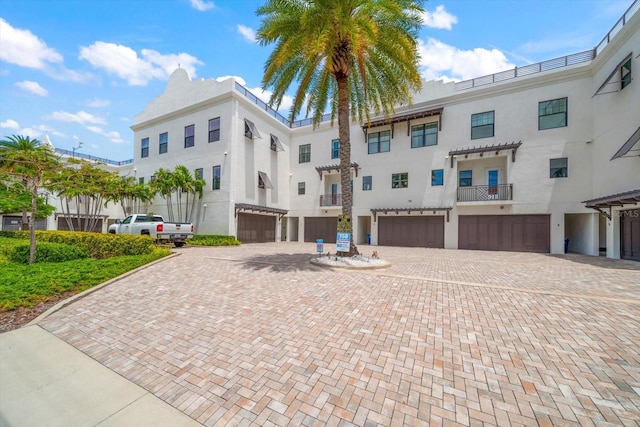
xmin=9 ymin=242 xmax=89 ymax=264
xmin=189 ymin=234 xmax=241 ymax=246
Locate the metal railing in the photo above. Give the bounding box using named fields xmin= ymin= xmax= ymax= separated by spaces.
xmin=455 ymin=51 xmax=594 ymax=91
xmin=55 ymin=148 xmax=133 ymax=165
xmin=319 ymin=193 xmax=342 ymax=207
xmin=457 ymin=184 xmax=513 ymax=202
xmin=595 ymin=0 xmax=639 ymax=56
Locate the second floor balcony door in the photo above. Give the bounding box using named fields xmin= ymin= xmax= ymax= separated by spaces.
xmin=332 ymin=183 xmax=338 ymax=205
xmin=488 ymin=169 xmax=499 ymax=198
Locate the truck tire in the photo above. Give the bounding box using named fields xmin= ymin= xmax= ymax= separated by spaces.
xmin=174 ymin=242 xmax=185 ymax=248
xmin=108 ymin=230 xmax=115 ymax=234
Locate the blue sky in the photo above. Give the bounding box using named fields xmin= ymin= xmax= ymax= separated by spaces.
xmin=0 ymin=0 xmax=633 ymax=161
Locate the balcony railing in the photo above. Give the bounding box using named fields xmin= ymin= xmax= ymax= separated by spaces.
xmin=457 ymin=184 xmax=513 ymax=202
xmin=320 ymin=193 xmax=342 ymax=207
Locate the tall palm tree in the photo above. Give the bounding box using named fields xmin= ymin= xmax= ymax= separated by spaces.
xmin=257 ymin=0 xmax=424 ymax=255
xmin=0 ymin=135 xmax=43 ymax=230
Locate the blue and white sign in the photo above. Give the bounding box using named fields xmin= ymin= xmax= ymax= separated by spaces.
xmin=336 ymin=232 xmax=351 ymax=252
xmin=316 ymin=239 xmax=324 ymax=254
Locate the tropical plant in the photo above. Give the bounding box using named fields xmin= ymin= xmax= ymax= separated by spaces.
xmin=47 ymin=158 xmax=116 ymax=232
xmin=149 ymin=165 xmax=205 ymax=223
xmin=257 ymin=0 xmax=424 ymax=255
xmin=0 ymin=134 xmax=60 ymax=263
xmin=103 ymin=175 xmax=153 ymax=218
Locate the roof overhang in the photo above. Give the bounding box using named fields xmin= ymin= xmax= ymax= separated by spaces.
xmin=448 ymin=141 xmax=522 ymax=167
xmin=582 ymin=188 xmax=640 ymax=219
xmin=315 ymin=162 xmax=359 ymax=180
xmin=362 ymin=107 xmax=444 ymax=137
xmin=370 ymin=207 xmax=452 ymax=222
xmin=235 ymin=203 xmax=287 ymax=219
xmin=611 ymin=126 xmax=640 ymax=160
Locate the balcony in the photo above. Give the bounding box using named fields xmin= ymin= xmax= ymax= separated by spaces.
xmin=320 ymin=193 xmax=342 ymax=207
xmin=457 ymin=184 xmax=513 ymax=202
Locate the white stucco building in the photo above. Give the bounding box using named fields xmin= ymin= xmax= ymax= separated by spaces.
xmin=5 ymin=2 xmax=638 ymax=261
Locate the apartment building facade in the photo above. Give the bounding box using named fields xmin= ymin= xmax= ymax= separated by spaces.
xmin=130 ymin=2 xmax=639 ymax=261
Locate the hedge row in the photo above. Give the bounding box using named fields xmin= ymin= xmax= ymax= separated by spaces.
xmin=9 ymin=242 xmax=89 ymax=264
xmin=0 ymin=230 xmax=154 ymax=258
xmin=189 ymin=234 xmax=241 ymax=246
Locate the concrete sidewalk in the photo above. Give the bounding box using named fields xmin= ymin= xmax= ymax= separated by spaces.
xmin=0 ymin=325 xmax=199 ymax=427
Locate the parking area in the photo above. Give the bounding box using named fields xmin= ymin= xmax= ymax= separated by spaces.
xmin=39 ymin=243 xmax=640 ymax=426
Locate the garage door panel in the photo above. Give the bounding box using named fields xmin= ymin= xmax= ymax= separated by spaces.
xmin=459 ymin=215 xmax=549 ymax=253
xmin=238 ymin=213 xmax=276 ymax=243
xmin=304 ymin=217 xmax=337 ymax=243
xmin=379 ymin=216 xmax=444 ymax=248
xmin=621 ymin=209 xmax=640 ymax=261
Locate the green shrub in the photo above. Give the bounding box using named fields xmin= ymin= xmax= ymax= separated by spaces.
xmin=0 ymin=230 xmax=154 ymax=258
xmin=9 ymin=242 xmax=89 ymax=264
xmin=189 ymin=234 xmax=241 ymax=246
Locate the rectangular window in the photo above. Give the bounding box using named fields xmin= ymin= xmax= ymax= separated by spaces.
xmin=362 ymin=176 xmax=372 ymax=191
xmin=368 ymin=130 xmax=391 ymax=154
xmin=391 ymin=173 xmax=408 ymax=189
xmin=159 ymin=132 xmax=168 ymax=154
xmin=331 ymin=139 xmax=340 ymax=159
xmin=299 ymin=144 xmax=311 ymax=163
xmin=212 ymin=165 xmax=221 ymax=190
xmin=539 ymin=98 xmax=567 ymax=130
xmin=270 ymin=134 xmax=284 ymax=151
xmin=550 ymin=158 xmax=568 ymax=178
xmin=621 ymin=58 xmax=631 ymax=90
xmin=184 ymin=124 xmax=195 ymax=148
xmin=298 ymin=182 xmax=305 ymax=195
xmin=459 ymin=170 xmax=472 ymax=187
xmin=258 ymin=171 xmax=273 ymax=189
xmin=150 ymin=175 xmax=155 ymax=182
xmin=195 ymin=168 xmax=203 ymax=180
xmin=411 ymin=122 xmax=438 ymax=148
xmin=208 ymin=117 xmax=220 ymax=142
xmin=140 ymin=137 xmax=149 ymax=158
xmin=244 ymin=119 xmax=261 ymax=139
xmin=138 ymin=177 xmax=144 ymax=184
xmin=431 ymin=169 xmax=444 ymax=186
xmin=471 ymin=111 xmax=494 ymax=139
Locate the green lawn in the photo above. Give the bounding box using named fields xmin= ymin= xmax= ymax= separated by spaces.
xmin=0 ymin=237 xmax=170 ymax=311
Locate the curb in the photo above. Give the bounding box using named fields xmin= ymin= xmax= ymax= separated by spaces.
xmin=310 ymin=258 xmax=391 ymax=270
xmin=28 ymin=252 xmax=181 ymax=325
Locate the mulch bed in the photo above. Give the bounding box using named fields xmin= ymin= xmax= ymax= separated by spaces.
xmin=0 ymin=291 xmax=78 ymax=333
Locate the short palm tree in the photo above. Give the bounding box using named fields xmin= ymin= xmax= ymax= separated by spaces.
xmin=257 ymin=0 xmax=424 ymax=255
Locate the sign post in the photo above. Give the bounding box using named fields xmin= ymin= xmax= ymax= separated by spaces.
xmin=316 ymin=239 xmax=324 ymax=255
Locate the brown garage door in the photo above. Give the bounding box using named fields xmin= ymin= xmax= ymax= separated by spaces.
xmin=304 ymin=217 xmax=337 ymax=243
xmin=459 ymin=215 xmax=550 ymax=253
xmin=621 ymin=209 xmax=640 ymax=261
xmin=378 ymin=216 xmax=445 ymax=248
xmin=237 ymin=213 xmax=276 ymax=243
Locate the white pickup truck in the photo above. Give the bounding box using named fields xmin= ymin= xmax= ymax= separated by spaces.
xmin=108 ymin=214 xmax=194 ymax=247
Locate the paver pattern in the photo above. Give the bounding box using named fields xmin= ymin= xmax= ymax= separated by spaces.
xmin=40 ymin=243 xmax=640 ymax=426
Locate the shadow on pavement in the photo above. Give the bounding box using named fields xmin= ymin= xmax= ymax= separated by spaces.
xmin=240 ymin=252 xmax=322 ymax=272
xmin=546 ymin=254 xmax=640 ymax=270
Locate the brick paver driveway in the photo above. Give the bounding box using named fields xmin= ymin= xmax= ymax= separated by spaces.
xmin=40 ymin=243 xmax=640 ymax=426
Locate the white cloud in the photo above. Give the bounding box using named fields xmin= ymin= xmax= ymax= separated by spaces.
xmin=87 ymin=98 xmax=111 ymax=108
xmin=237 ymin=25 xmax=257 ymax=43
xmin=420 ymin=5 xmax=457 ymax=30
xmin=86 ymin=126 xmax=125 ymax=144
xmin=190 ymin=0 xmax=214 ymax=12
xmin=0 ymin=119 xmax=20 ymax=130
xmin=79 ymin=42 xmax=203 ymax=86
xmin=49 ymin=110 xmax=107 ymax=126
xmin=216 ymin=75 xmax=246 ymax=85
xmin=16 ymin=80 xmax=48 ymax=96
xmin=0 ymin=18 xmax=63 ymax=68
xmin=418 ymin=38 xmax=514 ymax=82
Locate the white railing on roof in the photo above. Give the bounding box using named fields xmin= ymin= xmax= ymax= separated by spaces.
xmin=55 ymin=148 xmax=133 ymax=165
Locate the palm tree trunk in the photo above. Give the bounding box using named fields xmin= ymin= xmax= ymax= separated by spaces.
xmin=337 ymin=75 xmax=358 ymax=256
xmin=29 ymin=183 xmax=38 ymax=264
